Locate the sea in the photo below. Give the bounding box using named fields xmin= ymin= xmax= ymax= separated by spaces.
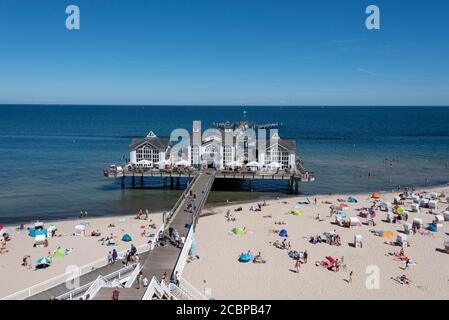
xmin=1 ymin=105 xmax=449 ymax=224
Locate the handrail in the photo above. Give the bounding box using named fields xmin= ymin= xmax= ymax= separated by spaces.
xmin=82 ymin=275 xmax=108 ymax=300
xmin=124 ymin=263 xmax=141 ymax=288
xmin=56 ymin=263 xmax=136 ymax=300
xmin=1 ymin=242 xmax=151 ymax=300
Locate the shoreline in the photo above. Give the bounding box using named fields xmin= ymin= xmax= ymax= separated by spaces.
xmin=3 ymin=182 xmax=449 ymax=228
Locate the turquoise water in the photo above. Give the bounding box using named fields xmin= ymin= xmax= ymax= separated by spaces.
xmin=1 ymin=105 xmax=449 ymax=223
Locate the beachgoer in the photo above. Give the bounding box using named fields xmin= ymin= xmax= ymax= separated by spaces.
xmin=349 ymin=271 xmax=353 ymax=283
xmin=107 ymin=251 xmax=113 ymax=264
xmin=294 ymin=259 xmax=301 ymax=273
xmin=136 ymin=271 xmax=143 ymax=289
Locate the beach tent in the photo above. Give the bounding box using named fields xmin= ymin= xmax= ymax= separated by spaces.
xmin=238 ymin=253 xmax=253 ymax=263
xmin=378 ymin=202 xmax=391 ymax=212
xmin=396 ymin=234 xmax=408 ymax=247
xmin=29 ymin=228 xmax=47 ymax=238
xmin=428 ymin=200 xmax=438 ymax=209
xmin=433 ymin=215 xmax=444 ymax=228
xmin=413 ymin=218 xmax=423 ymax=229
xmin=403 ymin=223 xmax=412 ymax=235
xmin=34 ymin=234 xmax=47 ymax=247
xmin=350 ymin=217 xmax=362 ymax=227
xmin=34 ymin=222 xmax=44 ymax=230
xmin=444 ymin=240 xmax=449 ymax=251
xmin=371 ymin=193 xmax=381 ymax=199
xmin=74 ymin=224 xmax=86 ymax=236
xmin=427 ymin=223 xmax=437 ymax=232
xmin=53 ymin=248 xmax=66 ymax=258
xmin=354 ymin=235 xmax=363 ymax=248
xmin=122 ymin=234 xmax=132 ymax=242
xmin=347 ymin=197 xmax=358 ymax=203
xmin=297 ymin=198 xmax=311 ymax=205
xmin=233 ymin=227 xmax=246 ymax=235
xmin=444 ymin=211 xmax=449 ymax=222
xmin=291 ymin=210 xmax=302 ymax=216
xmin=47 ymin=225 xmax=57 ymax=233
xmin=395 ymin=207 xmax=405 ymax=215
xmin=279 ymin=229 xmax=288 ymax=237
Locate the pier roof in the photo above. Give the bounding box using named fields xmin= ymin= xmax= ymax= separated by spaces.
xmin=129 ymin=136 xmax=170 ymax=150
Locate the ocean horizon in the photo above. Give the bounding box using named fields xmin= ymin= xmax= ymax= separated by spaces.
xmin=1 ymin=105 xmax=449 ymax=224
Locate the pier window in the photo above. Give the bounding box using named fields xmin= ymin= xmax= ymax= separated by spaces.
xmin=224 ymin=145 xmax=233 ymax=164
xmin=136 ymin=144 xmax=160 ymax=163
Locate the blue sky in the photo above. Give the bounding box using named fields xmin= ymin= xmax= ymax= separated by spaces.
xmin=0 ymin=0 xmax=448 ymax=106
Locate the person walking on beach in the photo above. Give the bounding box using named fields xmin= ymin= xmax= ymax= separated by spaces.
xmin=294 ymin=259 xmax=301 ymax=273
xmin=303 ymin=250 xmax=308 ymax=264
xmin=349 ymin=271 xmax=353 ymax=283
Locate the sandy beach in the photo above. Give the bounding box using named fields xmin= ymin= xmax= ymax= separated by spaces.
xmin=183 ymin=187 xmax=449 ymax=300
xmin=0 ymin=213 xmax=162 ymax=298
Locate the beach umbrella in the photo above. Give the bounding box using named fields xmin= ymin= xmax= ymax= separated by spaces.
xmin=427 ymin=224 xmax=437 ymax=232
xmin=233 ymin=227 xmax=246 ymax=235
xmin=267 ymin=162 xmax=282 ymax=168
xmin=371 ymin=193 xmax=381 ymax=199
xmin=246 ymin=161 xmax=260 ymax=167
xmin=291 ymin=210 xmax=302 ymax=216
xmin=227 ymin=161 xmax=242 ymax=168
xmin=238 ymin=253 xmax=253 ymax=263
xmin=175 ymin=159 xmax=190 ymax=167
xmin=395 ymin=207 xmax=405 ymax=215
xmin=279 ymin=229 xmax=288 ymax=237
xmin=36 ymin=257 xmax=51 ymax=266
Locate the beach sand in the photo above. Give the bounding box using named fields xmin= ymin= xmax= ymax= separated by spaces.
xmin=0 ymin=213 xmax=162 ymax=298
xmin=183 ymin=187 xmax=449 ymax=300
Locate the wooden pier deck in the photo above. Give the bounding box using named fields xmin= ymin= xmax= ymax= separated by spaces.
xmin=93 ymin=172 xmax=215 ymax=300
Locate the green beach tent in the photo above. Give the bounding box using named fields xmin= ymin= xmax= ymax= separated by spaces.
xmin=291 ymin=210 xmax=302 ymax=216
xmin=53 ymin=248 xmax=66 ymax=258
xmin=233 ymin=227 xmax=246 ymax=235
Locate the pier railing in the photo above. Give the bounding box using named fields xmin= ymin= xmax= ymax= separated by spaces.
xmin=0 ymin=230 xmax=164 ymax=300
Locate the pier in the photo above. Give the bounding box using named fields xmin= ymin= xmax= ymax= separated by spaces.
xmin=93 ymin=172 xmax=215 ymax=300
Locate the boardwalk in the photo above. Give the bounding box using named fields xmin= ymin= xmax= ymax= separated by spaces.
xmin=93 ymin=172 xmax=215 ymax=300
xmin=26 ymin=251 xmax=151 ymax=300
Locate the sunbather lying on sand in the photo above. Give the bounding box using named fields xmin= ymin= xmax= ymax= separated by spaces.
xmin=274 ymin=221 xmax=287 ymax=225
xmin=253 ymin=252 xmax=266 ymax=264
xmin=392 ymin=275 xmax=411 ymax=285
xmin=263 ymin=215 xmax=272 ymax=218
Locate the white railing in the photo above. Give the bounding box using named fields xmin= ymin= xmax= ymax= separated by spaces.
xmin=150 ymin=223 xmax=164 ymax=250
xmin=56 ymin=263 xmax=135 ymax=300
xmin=1 ymin=242 xmax=151 ymax=300
xmin=142 ymin=276 xmax=170 ymax=300
xmin=82 ymin=275 xmax=108 ymax=300
xmin=173 ymin=227 xmax=194 ymax=277
xmin=124 ymin=263 xmax=141 ymax=288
